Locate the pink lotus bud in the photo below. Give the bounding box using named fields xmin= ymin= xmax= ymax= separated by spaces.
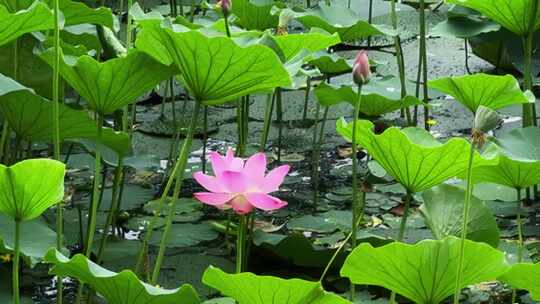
xmin=352 ymin=50 xmax=371 ymax=84
xmin=219 ymin=0 xmax=231 ymax=16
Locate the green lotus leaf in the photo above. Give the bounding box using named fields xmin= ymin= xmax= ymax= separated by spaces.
xmin=0 ymin=215 xmax=61 ymax=267
xmin=232 ymin=0 xmax=285 ymax=31
xmin=0 ymin=159 xmax=65 ymax=222
xmin=431 ymin=16 xmax=500 ymax=39
xmin=471 ymin=129 xmax=540 ymax=189
xmin=45 ymin=249 xmax=201 ymax=304
xmin=0 ymin=78 xmax=130 ymax=156
xmin=420 ymin=184 xmax=500 ymax=247
xmin=294 ymin=4 xmax=395 ymax=42
xmin=428 ymin=73 xmax=531 ymax=113
xmin=0 ymin=2 xmax=54 ymax=46
xmin=136 ymin=25 xmax=291 ymax=105
xmin=340 ymin=237 xmax=510 ymax=304
xmin=315 ymin=78 xmax=424 ymax=116
xmin=48 ymin=0 xmax=113 ymax=27
xmin=336 ymin=119 xmax=497 ymax=192
xmin=500 ymin=263 xmax=540 ymax=301
xmin=202 ymin=266 xmax=351 ymax=304
xmin=308 ymin=51 xmax=352 ymax=76
xmin=447 ymin=0 xmax=540 ymax=36
xmin=39 ymin=48 xmax=177 ymax=114
xmin=273 ymin=31 xmax=341 ymax=62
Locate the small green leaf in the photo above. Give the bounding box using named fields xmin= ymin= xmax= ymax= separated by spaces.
xmin=447 ymin=0 xmax=540 ymax=36
xmin=202 ymin=266 xmax=351 ymax=304
xmin=0 ymin=159 xmax=65 ymax=221
xmin=340 ymin=237 xmax=510 ymax=304
xmin=308 ymin=51 xmax=352 ymax=76
xmin=500 ymin=262 xmax=540 ymax=301
xmin=0 ymin=79 xmax=130 ymax=156
xmin=315 ymin=78 xmax=424 ymax=116
xmin=39 ymin=49 xmax=177 ymax=114
xmin=45 ymin=249 xmax=201 ymax=304
xmin=336 ymin=119 xmax=496 ymax=192
xmin=431 ymin=17 xmax=500 ymax=38
xmin=232 ymin=0 xmax=285 ymax=30
xmin=295 ymin=4 xmax=394 ymax=42
xmin=420 ymin=184 xmax=500 ymax=247
xmin=136 ymin=25 xmax=291 ymax=105
xmin=428 ymin=73 xmax=531 ymax=113
xmin=273 ymin=31 xmax=341 ymax=62
xmin=0 ymin=2 xmax=54 ymax=46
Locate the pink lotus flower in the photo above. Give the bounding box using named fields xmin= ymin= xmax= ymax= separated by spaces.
xmin=352 ymin=50 xmax=371 ymax=84
xmin=193 ymin=148 xmax=290 ymax=215
xmin=218 ymin=0 xmax=231 ymax=16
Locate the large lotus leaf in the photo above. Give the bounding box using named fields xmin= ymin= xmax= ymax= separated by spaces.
xmin=428 ymin=73 xmax=531 ymax=113
xmin=500 ymin=263 xmax=540 ymax=301
xmin=315 ymin=80 xmax=424 ymax=116
xmin=45 ymin=249 xmax=201 ymax=304
xmin=308 ymin=51 xmax=352 ymax=76
xmin=336 ymin=119 xmax=496 ymax=192
xmin=136 ymin=25 xmax=291 ymax=105
xmin=39 ymin=48 xmax=177 ymax=114
xmin=491 ymin=126 xmax=540 ymax=161
xmin=431 ymin=16 xmax=500 ymax=39
xmin=202 ymin=266 xmax=350 ymax=304
xmin=420 ymin=184 xmax=500 ymax=247
xmin=0 ymin=2 xmax=54 ymax=46
xmin=340 ymin=237 xmax=510 ymax=304
xmin=232 ymin=0 xmax=284 ymax=31
xmin=0 ymin=214 xmax=61 ymax=267
xmin=294 ymin=4 xmax=394 ymax=42
xmin=0 ymin=88 xmax=130 ymax=157
xmin=273 ymin=31 xmax=340 ymax=62
xmin=447 ymin=0 xmax=540 ymax=36
xmin=0 ymin=159 xmax=65 ymax=222
xmin=49 ymin=0 xmax=113 ymax=27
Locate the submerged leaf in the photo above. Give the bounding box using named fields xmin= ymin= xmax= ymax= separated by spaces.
xmin=500 ymin=263 xmax=540 ymax=301
xmin=420 ymin=184 xmax=500 ymax=247
xmin=341 ymin=237 xmax=510 ymax=304
xmin=45 ymin=249 xmax=201 ymax=304
xmin=0 ymin=2 xmax=54 ymax=46
xmin=202 ymin=266 xmax=350 ymax=304
xmin=39 ymin=49 xmax=177 ymax=114
xmin=136 ymin=25 xmax=291 ymax=105
xmin=428 ymin=73 xmax=531 ymax=113
xmin=0 ymin=159 xmax=65 ymax=221
xmin=336 ymin=119 xmax=496 ymax=193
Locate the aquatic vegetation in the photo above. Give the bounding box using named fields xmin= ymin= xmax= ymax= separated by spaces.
xmin=2 ymin=0 xmax=540 ymax=303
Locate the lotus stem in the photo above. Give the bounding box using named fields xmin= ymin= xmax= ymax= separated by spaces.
xmin=311 ymin=102 xmax=321 ymax=206
xmin=419 ymin=0 xmax=430 ymax=130
xmin=202 ymin=106 xmax=208 ymax=173
xmin=349 ymin=83 xmax=363 ymax=299
xmin=76 ymin=114 xmax=103 ymax=303
xmin=367 ymin=0 xmax=373 ymax=48
xmin=52 ymin=0 xmax=63 ymax=300
xmin=12 ymin=219 xmax=21 ymax=304
xmin=0 ymin=123 xmax=9 ymax=161
xmin=190 ymin=0 xmax=195 ymax=21
xmin=96 ymin=158 xmax=125 ymax=264
xmin=452 ymin=140 xmax=477 ymax=304
xmin=236 ymin=215 xmax=248 ymax=273
xmin=276 ymin=88 xmax=283 ymax=162
xmin=522 ymin=33 xmax=536 ymax=127
xmin=150 ymin=102 xmax=201 ymax=284
xmin=464 ymin=39 xmax=472 ymax=74
xmin=511 ymin=187 xmax=524 ymax=303
xmin=312 ymin=106 xmax=329 ymax=208
xmin=302 ymin=77 xmax=311 ymax=121
xmin=224 ymin=15 xmax=232 ymax=38
xmin=260 ymin=93 xmax=275 ymax=151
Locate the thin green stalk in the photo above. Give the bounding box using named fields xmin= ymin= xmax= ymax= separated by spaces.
xmin=413 ymin=49 xmax=423 ymax=125
xmin=302 ymin=77 xmax=311 ymax=121
xmin=311 ymin=102 xmax=321 ymax=206
xmin=259 ymin=93 xmax=275 ymax=151
xmin=236 ymin=99 xmax=246 ymax=157
xmin=126 ymin=0 xmax=133 ymax=49
xmin=13 ymin=220 xmax=21 ymax=304
xmin=96 ymin=158 xmax=125 ymax=264
xmin=52 ymin=0 xmax=63 ymax=299
xmin=419 ymin=0 xmax=430 ymax=130
xmin=349 ymin=83 xmax=363 ymax=300
xmin=202 ymin=106 xmax=208 ymax=173
xmin=276 ymin=88 xmax=283 ymax=162
xmin=522 ymin=0 xmax=539 ymax=127
xmin=464 ymin=38 xmax=472 ymax=74
xmin=0 ymin=123 xmax=9 ymax=163
xmin=312 ymin=106 xmax=329 ymax=208
xmin=452 ymin=140 xmax=477 ymax=304
xmin=224 ymin=15 xmax=232 ymax=38
xmin=511 ymin=188 xmax=524 ymax=303
xmin=236 ymin=215 xmax=248 ymax=273
xmin=190 ymin=0 xmax=195 ymax=21
xmin=76 ymin=114 xmax=103 ymax=303
xmin=150 ymin=102 xmax=201 ymax=284
xmin=367 ymin=0 xmax=373 ymax=48
xmin=391 ymin=0 xmax=411 ymax=125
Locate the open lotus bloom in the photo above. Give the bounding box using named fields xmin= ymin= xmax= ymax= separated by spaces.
xmin=193 ymin=149 xmax=290 ymax=214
